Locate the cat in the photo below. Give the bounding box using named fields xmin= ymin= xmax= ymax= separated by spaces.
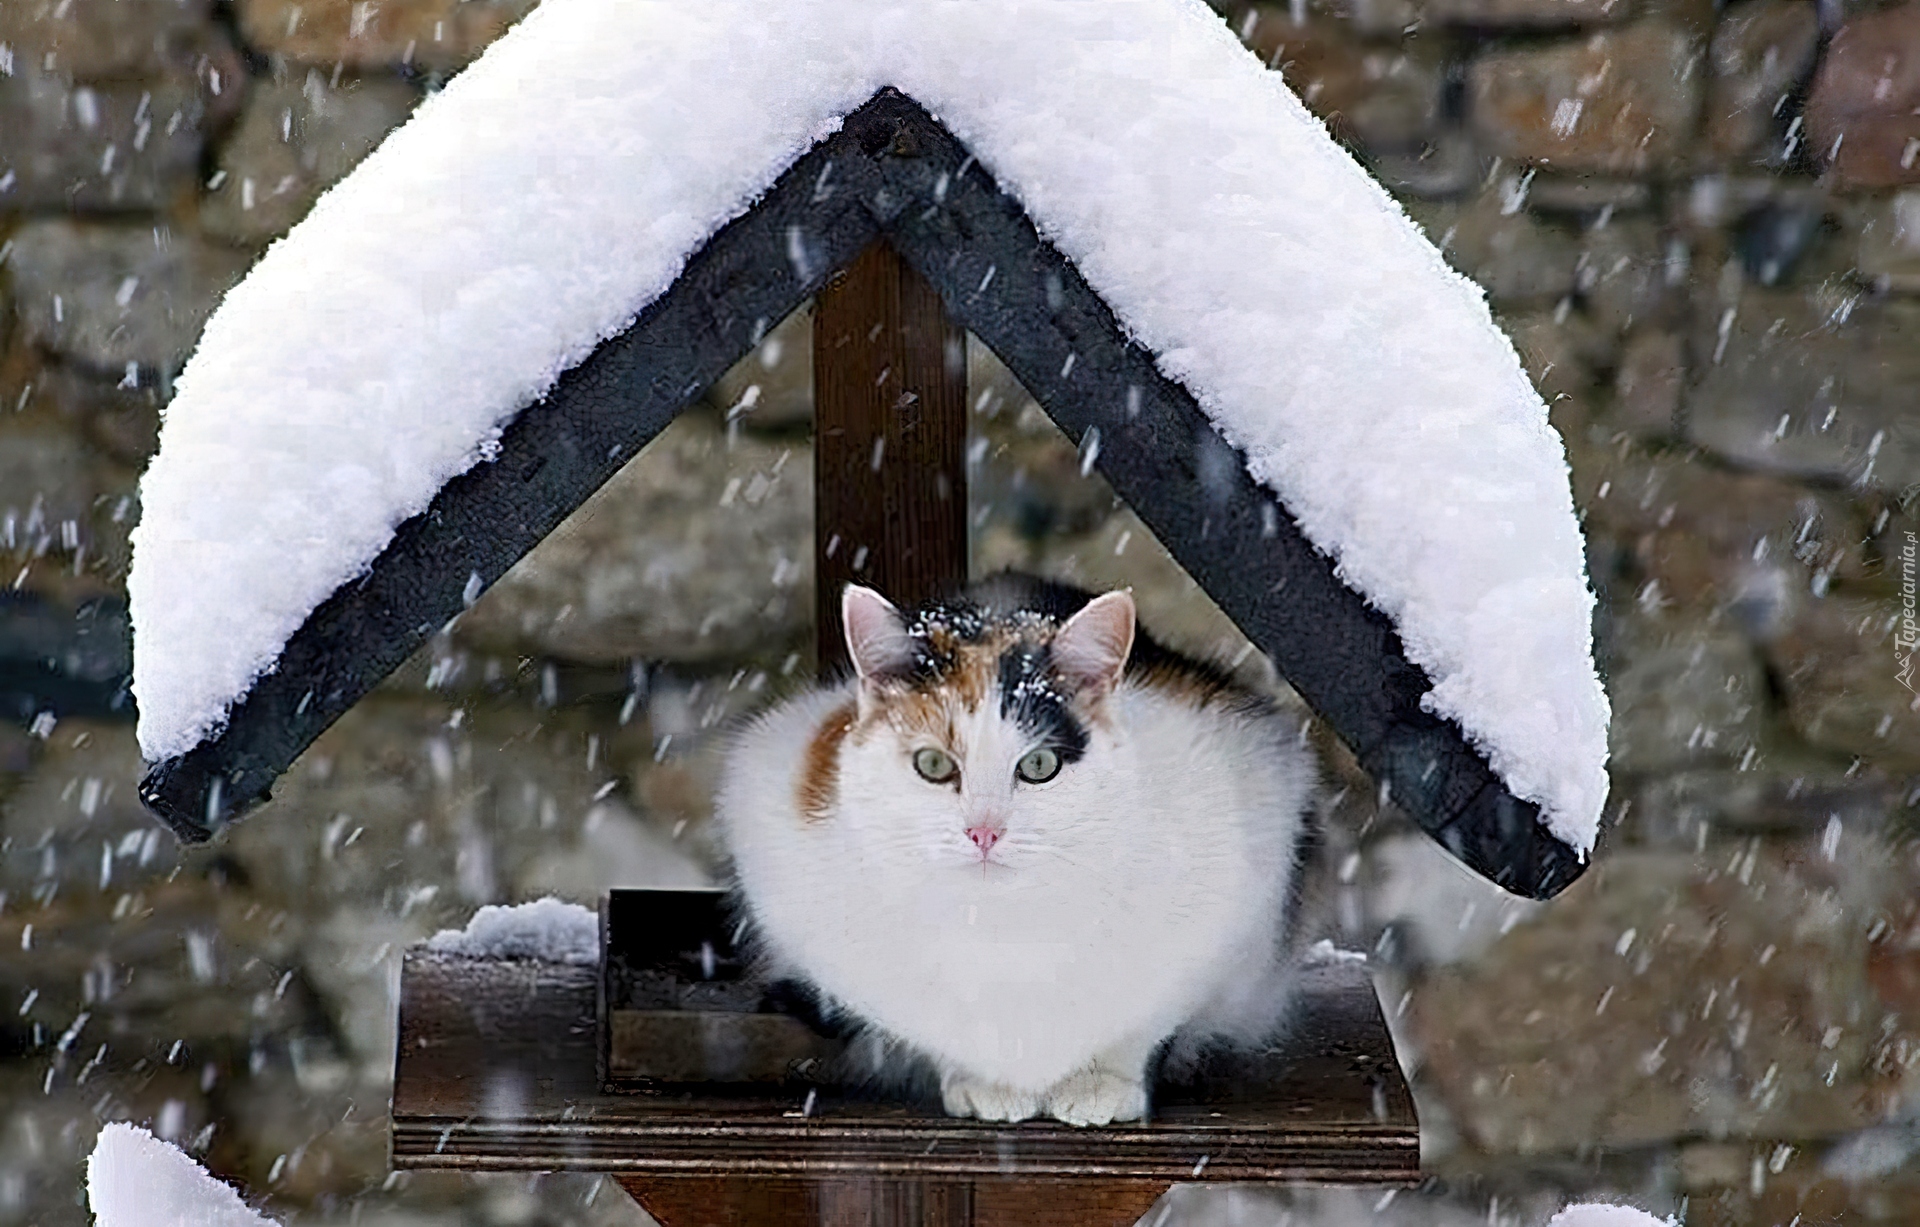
xmin=716 ymin=574 xmax=1317 ymax=1127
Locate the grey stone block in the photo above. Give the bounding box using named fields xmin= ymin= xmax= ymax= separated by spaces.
xmin=453 ymin=411 xmax=813 ymax=666
xmin=5 ymin=219 xmax=251 ymax=375
xmin=1688 ymin=291 xmax=1920 ymax=491
xmin=0 ymin=67 xmax=212 ymax=211
xmin=234 ymin=0 xmax=537 ymax=71
xmin=200 ymin=72 xmax=419 ymax=244
xmin=1605 ymin=611 xmax=1767 ymax=773
xmin=0 ymin=0 xmax=218 ymax=78
xmin=1469 ymin=23 xmax=1704 ymax=176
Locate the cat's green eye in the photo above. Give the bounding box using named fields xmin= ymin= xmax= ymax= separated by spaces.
xmin=1015 ymin=747 xmax=1061 ymax=784
xmin=913 ymin=747 xmax=959 ymax=784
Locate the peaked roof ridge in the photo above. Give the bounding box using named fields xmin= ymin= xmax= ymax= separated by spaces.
xmin=138 ymin=88 xmax=1587 ymax=898
xmin=129 ymin=0 xmax=1607 ymax=878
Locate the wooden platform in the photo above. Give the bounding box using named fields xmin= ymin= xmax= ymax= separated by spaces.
xmin=390 ymin=945 xmax=1417 ymax=1187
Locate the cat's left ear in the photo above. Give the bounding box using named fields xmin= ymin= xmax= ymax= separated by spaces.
xmin=1052 ymin=590 xmax=1135 ymax=697
xmin=843 ymin=584 xmax=914 ymax=682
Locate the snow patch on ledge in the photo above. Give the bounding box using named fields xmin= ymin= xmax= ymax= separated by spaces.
xmin=1547 ymin=1206 xmax=1675 ymax=1227
xmin=1304 ymin=939 xmax=1368 ymax=965
xmin=424 ymin=897 xmax=599 ymax=965
xmin=89 ymin=1123 xmax=280 ymax=1227
xmin=129 ymin=0 xmax=1608 ymax=851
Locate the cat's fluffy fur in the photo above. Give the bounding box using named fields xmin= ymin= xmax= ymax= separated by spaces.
xmin=717 ymin=575 xmax=1315 ymax=1126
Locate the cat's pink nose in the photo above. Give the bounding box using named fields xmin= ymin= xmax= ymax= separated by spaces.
xmin=966 ymin=825 xmax=1002 ymax=854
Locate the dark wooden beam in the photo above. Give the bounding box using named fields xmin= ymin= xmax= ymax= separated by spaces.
xmin=813 ymin=242 xmax=969 ymax=678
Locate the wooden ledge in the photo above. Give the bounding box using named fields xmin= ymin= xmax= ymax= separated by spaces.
xmin=391 ymin=949 xmax=1417 ymax=1184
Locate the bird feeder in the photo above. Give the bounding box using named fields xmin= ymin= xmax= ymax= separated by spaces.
xmin=126 ymin=5 xmax=1610 ymax=1222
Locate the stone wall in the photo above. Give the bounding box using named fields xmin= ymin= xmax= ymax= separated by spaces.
xmin=0 ymin=0 xmax=1916 ymax=1223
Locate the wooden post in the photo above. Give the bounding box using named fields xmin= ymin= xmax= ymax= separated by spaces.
xmin=812 ymin=240 xmax=969 ymax=676
xmin=618 ymin=1175 xmax=1168 ymax=1227
xmin=615 ymin=246 xmax=1164 ymax=1227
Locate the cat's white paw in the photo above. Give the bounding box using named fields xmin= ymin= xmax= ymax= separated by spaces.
xmin=940 ymin=1072 xmax=1043 ymax=1122
xmin=1045 ymin=1068 xmax=1148 ymax=1127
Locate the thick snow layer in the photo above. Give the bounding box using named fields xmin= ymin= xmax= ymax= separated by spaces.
xmin=424 ymin=897 xmax=599 ymax=964
xmin=129 ymin=0 xmax=1608 ymax=849
xmin=88 ymin=1123 xmax=280 ymax=1227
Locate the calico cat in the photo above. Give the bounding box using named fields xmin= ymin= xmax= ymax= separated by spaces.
xmin=717 ymin=574 xmax=1316 ymax=1126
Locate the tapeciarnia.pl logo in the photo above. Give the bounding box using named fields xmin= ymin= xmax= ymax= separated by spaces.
xmin=1899 ymin=530 xmax=1918 ymax=694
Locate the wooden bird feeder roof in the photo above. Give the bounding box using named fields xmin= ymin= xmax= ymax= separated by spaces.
xmin=128 ymin=84 xmax=1617 ymax=1224
xmin=140 ymin=90 xmax=1588 ymax=901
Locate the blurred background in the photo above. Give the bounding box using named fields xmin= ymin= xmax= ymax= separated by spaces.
xmin=1 ymin=0 xmax=1917 ymax=1222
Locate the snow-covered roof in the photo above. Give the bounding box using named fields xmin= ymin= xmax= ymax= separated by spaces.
xmin=129 ymin=0 xmax=1609 ymax=851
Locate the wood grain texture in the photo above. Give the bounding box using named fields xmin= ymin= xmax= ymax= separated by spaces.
xmin=971 ymin=1181 xmax=1169 ymax=1227
xmin=813 ymin=241 xmax=968 ymax=678
xmin=620 ymin=1177 xmax=822 ymax=1227
xmin=619 ymin=1175 xmax=1167 ymax=1227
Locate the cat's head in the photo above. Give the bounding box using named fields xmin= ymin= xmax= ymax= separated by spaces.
xmin=805 ymin=582 xmax=1136 ymax=876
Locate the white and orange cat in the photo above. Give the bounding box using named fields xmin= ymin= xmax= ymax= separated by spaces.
xmin=718 ymin=575 xmax=1315 ymax=1127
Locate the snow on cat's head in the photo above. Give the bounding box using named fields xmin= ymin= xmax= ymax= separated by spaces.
xmin=815 ymin=580 xmax=1138 ymax=878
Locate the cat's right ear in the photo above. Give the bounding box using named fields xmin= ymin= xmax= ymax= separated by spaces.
xmin=842 ymin=585 xmax=913 ymax=682
xmin=1052 ymin=589 xmax=1135 ymax=698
